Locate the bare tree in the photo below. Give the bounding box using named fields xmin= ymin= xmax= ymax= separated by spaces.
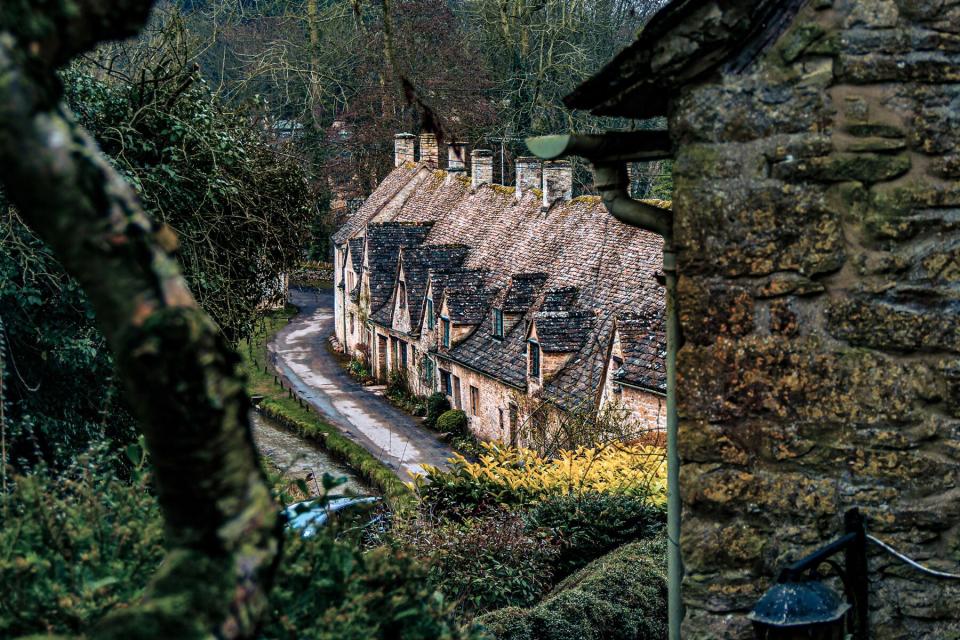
xmin=0 ymin=2 xmax=280 ymax=638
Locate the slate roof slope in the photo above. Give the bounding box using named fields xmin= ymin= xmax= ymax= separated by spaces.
xmin=443 ymin=270 xmax=492 ymax=325
xmin=446 ymin=304 xmax=530 ymax=389
xmin=365 ymin=222 xmax=433 ymax=314
xmin=501 ymin=273 xmax=549 ymax=313
xmin=564 ymin=0 xmax=807 ymax=117
xmin=402 ymin=245 xmax=470 ymax=329
xmin=614 ymin=312 xmax=667 ymax=394
xmin=332 ymin=164 xmax=421 ymax=244
xmin=337 ymin=163 xmax=667 ymax=411
xmin=348 ymin=238 xmax=365 ymax=273
xmin=535 ymin=310 xmax=595 ymax=354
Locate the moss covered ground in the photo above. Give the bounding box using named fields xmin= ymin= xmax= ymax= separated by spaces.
xmin=240 ymin=305 xmax=415 ymax=511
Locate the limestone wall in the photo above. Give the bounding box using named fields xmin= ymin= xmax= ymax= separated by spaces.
xmin=673 ymin=1 xmax=960 ymax=637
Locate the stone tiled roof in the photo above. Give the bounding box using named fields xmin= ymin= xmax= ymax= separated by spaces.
xmin=613 ymin=312 xmax=667 ymax=394
xmin=564 ymin=0 xmax=806 ymax=118
xmin=335 ymin=163 xmax=666 ymax=411
xmin=365 ymin=222 xmax=433 ymax=314
xmin=442 ymin=270 xmax=491 ymax=324
xmin=403 ymin=245 xmax=470 ymax=329
xmin=348 ymin=238 xmax=364 ymax=273
xmin=501 ymin=273 xmax=548 ymax=314
xmin=535 ymin=309 xmax=596 ymax=354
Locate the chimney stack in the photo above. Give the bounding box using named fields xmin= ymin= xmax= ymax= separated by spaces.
xmin=448 ymin=142 xmax=468 ymax=171
xmin=394 ymin=133 xmax=416 ymax=167
xmin=515 ymin=156 xmax=542 ymax=200
xmin=419 ymin=132 xmax=439 ymax=167
xmin=471 ymin=149 xmax=494 ymax=188
xmin=542 ymin=160 xmax=573 ymax=209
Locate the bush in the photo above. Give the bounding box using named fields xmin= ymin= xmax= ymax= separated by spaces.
xmin=390 ymin=510 xmax=560 ymax=618
xmin=0 ymin=446 xmax=164 ymax=637
xmin=436 ymin=409 xmax=469 ymax=437
xmin=348 ymin=357 xmax=371 ymax=382
xmin=425 ymin=392 xmax=451 ymax=429
xmin=265 ymin=527 xmax=486 ymax=640
xmin=525 ymin=493 xmax=665 ymax=578
xmin=386 ymin=369 xmax=410 ymax=397
xmin=475 ymin=538 xmax=667 ymax=640
xmin=417 ymin=443 xmax=666 ymax=516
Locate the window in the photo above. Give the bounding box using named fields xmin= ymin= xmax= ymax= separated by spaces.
xmin=398 ymin=281 xmax=406 ymax=308
xmin=426 ymin=299 xmax=434 ymax=329
xmin=442 ymin=317 xmax=451 ymax=348
xmin=349 ymin=313 xmax=355 ymax=335
xmin=508 ymin=403 xmax=519 ymax=446
xmin=470 ymin=386 xmax=480 ymax=417
xmin=347 ymin=271 xmax=355 ymax=291
xmin=423 ymin=357 xmax=434 ymax=385
xmin=400 ymin=341 xmax=408 ymax=368
xmin=529 ymin=340 xmax=541 ymax=378
xmin=492 ymin=308 xmax=504 ymax=339
xmin=440 ymin=369 xmax=452 ymax=395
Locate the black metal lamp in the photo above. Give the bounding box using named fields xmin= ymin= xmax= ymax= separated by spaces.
xmin=750 ymin=509 xmax=868 ymax=640
xmin=749 ymin=580 xmax=849 ymax=639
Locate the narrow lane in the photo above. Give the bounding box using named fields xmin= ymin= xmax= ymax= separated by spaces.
xmin=268 ymin=287 xmax=453 ymax=480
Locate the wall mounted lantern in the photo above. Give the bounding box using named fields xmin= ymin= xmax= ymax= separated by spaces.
xmin=749 ymin=509 xmax=868 ymax=640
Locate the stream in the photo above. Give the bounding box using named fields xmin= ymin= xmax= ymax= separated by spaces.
xmin=251 ymin=411 xmax=372 ymax=498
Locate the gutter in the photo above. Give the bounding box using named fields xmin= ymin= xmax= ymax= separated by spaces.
xmin=527 ymin=132 xmax=683 ymax=640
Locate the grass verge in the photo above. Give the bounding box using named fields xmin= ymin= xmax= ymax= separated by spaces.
xmin=241 ymin=304 xmax=415 ymax=511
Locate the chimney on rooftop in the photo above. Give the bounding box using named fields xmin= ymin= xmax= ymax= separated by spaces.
xmin=448 ymin=142 xmax=468 ymax=172
xmin=471 ymin=149 xmax=494 ymax=188
xmin=394 ymin=133 xmax=415 ymax=167
xmin=419 ymin=132 xmax=439 ymax=167
xmin=542 ymin=160 xmax=573 ymax=209
xmin=515 ymin=156 xmax=542 ymax=200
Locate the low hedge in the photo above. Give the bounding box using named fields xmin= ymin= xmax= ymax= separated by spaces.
xmin=475 ymin=537 xmax=667 ymax=640
xmin=436 ymin=409 xmax=469 ymax=437
xmin=257 ymin=400 xmax=414 ymax=512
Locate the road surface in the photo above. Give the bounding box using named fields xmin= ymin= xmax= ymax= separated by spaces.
xmin=268 ymin=287 xmax=453 ymax=480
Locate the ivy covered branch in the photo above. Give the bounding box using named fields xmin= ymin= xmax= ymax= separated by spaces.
xmin=0 ymin=3 xmax=281 ymax=638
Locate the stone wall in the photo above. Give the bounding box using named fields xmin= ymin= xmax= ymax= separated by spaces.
xmin=672 ymin=1 xmax=960 ymax=637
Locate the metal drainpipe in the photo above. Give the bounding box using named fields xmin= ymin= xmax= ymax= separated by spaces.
xmin=593 ymin=163 xmax=682 ymax=640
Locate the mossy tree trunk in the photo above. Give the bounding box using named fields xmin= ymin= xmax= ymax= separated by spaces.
xmin=0 ymin=3 xmax=281 ymax=638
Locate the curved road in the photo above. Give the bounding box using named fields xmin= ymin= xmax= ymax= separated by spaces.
xmin=268 ymin=287 xmax=453 ymax=480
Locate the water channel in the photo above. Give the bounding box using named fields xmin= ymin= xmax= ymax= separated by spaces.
xmin=250 ymin=411 xmax=372 ymax=498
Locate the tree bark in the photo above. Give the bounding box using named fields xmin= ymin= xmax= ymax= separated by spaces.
xmin=0 ymin=4 xmax=281 ymax=639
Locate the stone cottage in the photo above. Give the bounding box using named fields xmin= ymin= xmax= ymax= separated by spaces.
xmin=565 ymin=0 xmax=960 ymax=637
xmin=332 ymin=133 xmax=668 ymax=445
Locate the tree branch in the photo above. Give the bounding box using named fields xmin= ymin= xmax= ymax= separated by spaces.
xmin=0 ymin=6 xmax=281 ymax=638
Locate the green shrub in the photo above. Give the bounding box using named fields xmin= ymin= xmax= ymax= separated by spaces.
xmin=348 ymin=357 xmax=371 ymax=382
xmin=436 ymin=409 xmax=469 ymax=437
xmin=386 ymin=369 xmax=410 ymax=397
xmin=475 ymin=538 xmax=667 ymax=640
xmin=265 ymin=527 xmax=486 ymax=640
xmin=425 ymin=392 xmax=452 ymax=429
xmin=524 ymin=493 xmax=665 ymax=578
xmin=0 ymin=446 xmax=164 ymax=637
xmin=391 ymin=510 xmax=559 ymax=618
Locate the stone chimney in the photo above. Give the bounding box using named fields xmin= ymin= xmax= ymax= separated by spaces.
xmin=542 ymin=160 xmax=573 ymax=209
xmin=515 ymin=156 xmax=542 ymax=200
xmin=394 ymin=133 xmax=415 ymax=167
xmin=419 ymin=132 xmax=439 ymax=167
xmin=448 ymin=142 xmax=468 ymax=172
xmin=471 ymin=149 xmax=494 ymax=188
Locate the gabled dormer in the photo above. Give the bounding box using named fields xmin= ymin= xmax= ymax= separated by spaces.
xmin=525 ymin=287 xmax=594 ymax=383
xmin=390 ymin=254 xmax=412 ymax=333
xmin=501 ymin=273 xmax=548 ymax=336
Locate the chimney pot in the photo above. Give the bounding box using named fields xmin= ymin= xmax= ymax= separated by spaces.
xmin=394 ymin=133 xmax=416 ymax=167
xmin=542 ymin=160 xmax=573 ymax=209
xmin=515 ymin=156 xmax=542 ymax=200
xmin=419 ymin=132 xmax=439 ymax=167
xmin=471 ymin=149 xmax=494 ymax=188
xmin=448 ymin=142 xmax=468 ymax=171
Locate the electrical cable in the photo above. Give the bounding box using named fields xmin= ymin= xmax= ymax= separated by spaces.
xmin=867 ymin=534 xmax=960 ymax=580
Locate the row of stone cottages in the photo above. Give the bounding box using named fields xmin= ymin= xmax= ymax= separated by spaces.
xmin=331 ymin=132 xmax=669 ymax=445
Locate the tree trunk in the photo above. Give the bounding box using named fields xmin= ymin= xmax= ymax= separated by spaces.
xmin=0 ymin=4 xmax=281 ymax=639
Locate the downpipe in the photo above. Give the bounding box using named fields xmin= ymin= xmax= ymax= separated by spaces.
xmin=594 ymin=163 xmax=682 ymax=640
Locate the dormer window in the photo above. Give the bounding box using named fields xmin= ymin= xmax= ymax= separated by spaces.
xmin=528 ymin=340 xmax=541 ymax=378
xmin=398 ymin=281 xmax=406 ymax=308
xmin=492 ymin=308 xmax=504 ymax=339
xmin=426 ymin=299 xmax=434 ymax=329
xmin=442 ymin=317 xmax=451 ymax=348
